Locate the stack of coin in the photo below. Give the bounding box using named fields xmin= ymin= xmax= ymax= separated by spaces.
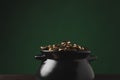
xmin=40 ymin=41 xmax=88 ymax=52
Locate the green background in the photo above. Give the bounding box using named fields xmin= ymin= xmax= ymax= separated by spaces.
xmin=1 ymin=0 xmax=120 ymax=74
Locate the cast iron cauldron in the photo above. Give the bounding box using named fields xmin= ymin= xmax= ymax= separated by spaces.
xmin=35 ymin=50 xmax=96 ymax=80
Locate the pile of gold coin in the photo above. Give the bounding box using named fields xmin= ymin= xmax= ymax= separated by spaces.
xmin=40 ymin=41 xmax=87 ymax=52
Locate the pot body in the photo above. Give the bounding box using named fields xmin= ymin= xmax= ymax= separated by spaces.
xmin=36 ymin=59 xmax=95 ymax=80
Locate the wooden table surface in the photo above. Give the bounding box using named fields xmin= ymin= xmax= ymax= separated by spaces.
xmin=0 ymin=74 xmax=120 ymax=80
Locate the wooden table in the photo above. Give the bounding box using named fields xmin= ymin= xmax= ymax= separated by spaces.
xmin=0 ymin=74 xmax=120 ymax=80
xmin=0 ymin=75 xmax=35 ymax=80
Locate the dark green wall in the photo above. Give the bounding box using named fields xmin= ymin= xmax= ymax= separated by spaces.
xmin=1 ymin=0 xmax=120 ymax=74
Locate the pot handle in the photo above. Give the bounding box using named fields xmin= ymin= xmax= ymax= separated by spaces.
xmin=34 ymin=54 xmax=46 ymax=60
xmin=87 ymin=55 xmax=97 ymax=62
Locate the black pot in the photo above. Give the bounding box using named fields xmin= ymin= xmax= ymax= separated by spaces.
xmin=35 ymin=50 xmax=96 ymax=80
